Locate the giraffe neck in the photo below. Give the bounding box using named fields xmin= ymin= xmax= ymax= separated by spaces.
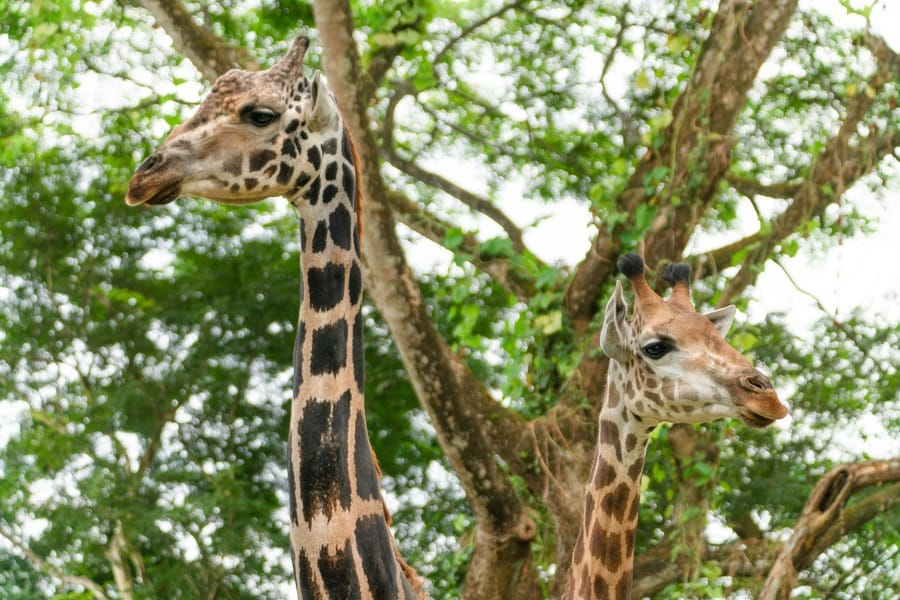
xmin=286 ymin=128 xmax=413 ymax=598
xmin=568 ymin=359 xmax=654 ymax=600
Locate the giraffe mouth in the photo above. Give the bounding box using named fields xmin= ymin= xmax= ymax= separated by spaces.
xmin=735 ymin=397 xmax=787 ymax=428
xmin=733 ymin=371 xmax=787 ymax=428
xmin=737 ymin=409 xmax=776 ymax=429
xmin=125 ymin=151 xmax=184 ymax=206
xmin=145 ymin=183 xmax=181 ymax=205
xmin=125 ymin=177 xmax=182 ymax=206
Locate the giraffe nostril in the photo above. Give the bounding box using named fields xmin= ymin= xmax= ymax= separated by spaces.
xmin=136 ymin=152 xmax=163 ymax=174
xmin=740 ymin=371 xmax=773 ymax=393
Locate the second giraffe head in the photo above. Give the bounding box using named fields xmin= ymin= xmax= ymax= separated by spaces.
xmin=601 ymin=253 xmax=789 ymax=428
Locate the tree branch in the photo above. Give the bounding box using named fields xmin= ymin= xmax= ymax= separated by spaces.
xmin=632 ymin=461 xmax=900 ymax=596
xmin=132 ymin=0 xmax=257 ymax=82
xmin=724 ymin=172 xmax=801 ymax=199
xmin=564 ymin=0 xmax=799 ymax=334
xmin=686 ymin=232 xmax=763 ymax=274
xmin=381 ymin=82 xmax=530 ymax=254
xmin=385 ymin=188 xmax=536 ymax=301
xmin=760 ymin=458 xmax=900 ymax=599
xmin=718 ymin=33 xmax=900 ymax=304
xmin=599 ymin=3 xmax=641 ymax=149
xmin=432 ymin=0 xmax=526 ymax=70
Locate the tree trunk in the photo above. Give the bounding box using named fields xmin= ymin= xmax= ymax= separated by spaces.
xmin=311 ymin=2 xmax=539 ymax=596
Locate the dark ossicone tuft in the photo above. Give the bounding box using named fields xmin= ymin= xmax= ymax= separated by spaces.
xmin=661 ymin=263 xmax=691 ymax=285
xmin=617 ymin=253 xmax=644 ymax=278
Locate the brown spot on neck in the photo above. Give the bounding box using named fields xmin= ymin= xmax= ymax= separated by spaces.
xmin=600 ymin=419 xmax=622 ymax=462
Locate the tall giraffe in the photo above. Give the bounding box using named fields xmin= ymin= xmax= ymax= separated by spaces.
xmin=125 ymin=37 xmax=422 ymax=599
xmin=565 ymin=253 xmax=788 ymax=599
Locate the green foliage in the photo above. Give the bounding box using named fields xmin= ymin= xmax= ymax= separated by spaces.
xmin=0 ymin=0 xmax=897 ymax=598
xmin=0 ymin=552 xmax=50 ymax=599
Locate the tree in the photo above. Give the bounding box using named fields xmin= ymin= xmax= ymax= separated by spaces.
xmin=0 ymin=0 xmax=897 ymax=598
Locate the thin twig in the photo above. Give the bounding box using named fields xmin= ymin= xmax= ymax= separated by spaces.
xmin=771 ymin=257 xmax=889 ymax=380
xmin=432 ymin=0 xmax=527 ymax=69
xmin=0 ymin=523 xmax=110 ymax=599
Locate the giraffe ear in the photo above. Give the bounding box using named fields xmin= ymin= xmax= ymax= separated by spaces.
xmin=309 ymin=71 xmax=340 ymax=132
xmin=601 ymin=280 xmax=629 ymax=361
xmin=704 ymin=305 xmax=736 ymax=337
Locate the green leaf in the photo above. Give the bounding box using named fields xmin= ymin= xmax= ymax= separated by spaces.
xmin=478 ymin=236 xmax=514 ymax=258
xmin=534 ymin=310 xmax=562 ymax=335
xmin=30 ymin=23 xmax=59 ymax=47
xmin=635 ymin=69 xmax=652 ymax=90
xmin=444 ymin=227 xmax=465 ymax=250
xmin=634 ymin=203 xmax=658 ymax=230
xmin=665 ymin=33 xmax=691 ymax=54
xmin=649 ymin=109 xmax=674 ymax=132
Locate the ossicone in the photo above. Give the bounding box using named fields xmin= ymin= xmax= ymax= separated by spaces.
xmin=617 ymin=253 xmax=645 ymax=279
xmin=660 ymin=262 xmax=693 ymax=310
xmin=269 ymin=35 xmax=311 ymax=81
xmin=617 ymin=253 xmax=658 ymax=309
xmin=660 ymin=263 xmax=690 ymax=286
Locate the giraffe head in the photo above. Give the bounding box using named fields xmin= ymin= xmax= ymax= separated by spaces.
xmin=600 ymin=253 xmax=788 ymax=428
xmin=125 ymin=36 xmax=344 ymax=208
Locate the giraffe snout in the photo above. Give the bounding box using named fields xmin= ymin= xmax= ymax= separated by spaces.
xmin=126 ymin=148 xmax=184 ymax=206
xmin=735 ymin=369 xmax=788 ymax=425
xmin=136 ymin=152 xmax=163 ymax=174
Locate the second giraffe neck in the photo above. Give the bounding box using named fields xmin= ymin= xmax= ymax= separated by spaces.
xmin=568 ymin=360 xmax=655 ymax=600
xmin=285 ymin=128 xmax=415 ymax=597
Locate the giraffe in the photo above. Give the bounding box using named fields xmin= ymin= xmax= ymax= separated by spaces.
xmin=124 ymin=36 xmax=423 ymax=599
xmin=565 ymin=253 xmax=788 ymax=599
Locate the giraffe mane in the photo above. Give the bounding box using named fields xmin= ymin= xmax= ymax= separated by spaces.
xmin=341 ymin=124 xmax=365 ymax=248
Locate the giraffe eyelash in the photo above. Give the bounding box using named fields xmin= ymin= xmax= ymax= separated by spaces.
xmin=240 ymin=106 xmax=280 ymax=127
xmin=642 ymin=339 xmax=675 ymax=360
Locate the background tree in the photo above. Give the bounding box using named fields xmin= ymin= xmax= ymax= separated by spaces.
xmin=0 ymin=0 xmax=897 ymax=598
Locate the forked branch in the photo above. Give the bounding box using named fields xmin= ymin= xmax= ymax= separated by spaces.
xmin=381 ymin=82 xmax=530 ymax=254
xmin=564 ymin=0 xmax=799 ymax=333
xmin=760 ymin=458 xmax=900 ymax=599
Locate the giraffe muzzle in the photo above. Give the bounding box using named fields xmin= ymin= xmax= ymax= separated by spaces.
xmin=735 ymin=369 xmax=788 ymax=426
xmin=135 ymin=152 xmax=163 ymax=174
xmin=125 ymin=151 xmax=183 ymax=206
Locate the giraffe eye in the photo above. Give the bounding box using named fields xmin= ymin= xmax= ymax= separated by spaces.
xmin=642 ymin=341 xmax=673 ymax=360
xmin=242 ymin=107 xmax=279 ymax=127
